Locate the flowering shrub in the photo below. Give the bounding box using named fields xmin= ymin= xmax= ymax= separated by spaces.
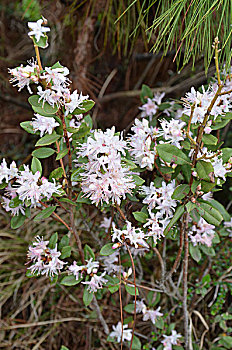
xmin=1 ymin=19 xmax=232 ymax=350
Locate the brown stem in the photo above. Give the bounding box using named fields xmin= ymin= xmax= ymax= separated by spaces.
xmin=55 ymin=141 xmax=68 ymax=185
xmin=183 ymin=213 xmax=189 ymax=349
xmin=34 ymin=45 xmax=43 ymax=71
xmin=168 ymin=221 xmax=184 ymax=277
xmin=69 ymin=207 xmax=85 ymax=265
xmin=39 ymin=201 xmax=71 ymax=231
xmin=126 ymin=244 xmax=137 ymax=350
xmin=119 ymin=254 xmax=124 ymax=350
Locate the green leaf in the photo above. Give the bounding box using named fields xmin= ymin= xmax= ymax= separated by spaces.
xmin=100 ymin=243 xmax=115 ymax=256
xmin=32 ymin=147 xmax=55 ymax=159
xmin=125 ymin=284 xmax=139 ymax=296
xmin=124 ymin=304 xmax=135 ymax=314
xmin=172 ymin=184 xmax=189 ymax=200
xmin=201 ymin=180 xmax=215 ymax=193
xmin=200 ymin=245 xmax=216 ymax=257
xmin=83 ymin=286 xmax=94 ymax=306
xmin=202 ymin=134 xmax=218 ymax=145
xmin=132 ymin=211 xmax=148 ymax=223
xmin=60 ymin=275 xmax=82 ymax=286
xmin=186 ymin=202 xmax=196 ymax=213
xmin=29 ymin=94 xmax=58 ymax=114
xmin=31 ymin=157 xmax=42 ymax=175
xmin=51 ymin=61 xmax=64 ymax=69
xmin=211 ymin=118 xmax=230 ymax=130
xmin=189 ymin=244 xmax=202 ymax=262
xmin=9 ymin=196 xmax=22 ymax=208
xmin=84 ymin=244 xmax=95 ymax=260
xmin=132 ymin=174 xmax=145 ymax=185
xmin=60 ymin=246 xmax=72 ymax=259
xmin=34 ymin=206 xmax=56 ymax=221
xmin=131 ymin=335 xmax=141 ymax=350
xmin=59 ymin=235 xmax=70 ymax=250
xmin=155 ymin=317 xmax=164 ymax=329
xmin=73 ymin=100 xmax=95 ymax=115
xmin=199 ymin=201 xmax=223 ymax=226
xmin=49 ymin=167 xmax=64 ymax=180
xmin=0 ymin=182 xmax=7 ymax=189
xmin=156 ymin=144 xmax=190 ymax=165
xmin=60 ymin=346 xmax=70 ymax=350
xmin=221 ymin=148 xmax=232 ymax=163
xmin=209 ymin=199 xmax=231 ymax=221
xmin=32 ymin=34 xmax=48 ymax=49
xmin=164 ymin=205 xmax=185 ymax=235
xmin=72 ymin=123 xmax=90 ymax=138
xmin=56 ymin=148 xmax=68 ymax=160
xmin=20 ymin=121 xmax=36 ymax=134
xmin=35 ymin=133 xmax=60 ymax=147
xmin=49 ymin=232 xmax=58 ymax=249
xmin=11 ymin=213 xmax=25 ymax=229
xmin=196 ymin=161 xmax=214 ymax=181
xmin=140 ymin=84 xmax=153 ymax=103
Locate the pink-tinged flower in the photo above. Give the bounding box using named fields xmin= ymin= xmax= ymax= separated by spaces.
xmin=127 ymin=118 xmax=158 ymax=170
xmin=161 ymin=330 xmax=182 ymax=350
xmin=189 ymin=218 xmax=215 ymax=247
xmin=135 ymin=299 xmax=147 ymax=314
xmin=212 ymin=157 xmax=228 ymax=180
xmin=86 ymin=258 xmax=99 ymax=274
xmin=142 ymin=306 xmax=163 ymax=325
xmin=64 ymin=90 xmax=89 ymax=115
xmin=143 ymin=212 xmax=164 ymax=244
xmin=112 ymin=221 xmax=149 ymax=249
xmin=139 ymin=92 xmax=165 ymax=119
xmin=32 ymin=113 xmax=59 ymax=136
xmin=109 ymin=322 xmax=132 ymax=343
xmin=41 ymin=66 xmax=70 ymax=87
xmin=82 ymin=272 xmax=107 ymax=292
xmin=8 ymin=60 xmax=39 ymax=93
xmin=28 ymin=19 xmax=50 ymax=42
xmin=15 ymin=165 xmax=61 ymax=207
xmin=0 ymin=159 xmax=18 ymax=184
xmin=160 ymin=118 xmax=186 ymax=148
xmin=27 ymin=236 xmax=65 ymax=277
xmin=68 ymin=261 xmax=84 ymax=280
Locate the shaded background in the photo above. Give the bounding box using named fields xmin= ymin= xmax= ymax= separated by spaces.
xmin=0 ymin=1 xmax=232 ymax=349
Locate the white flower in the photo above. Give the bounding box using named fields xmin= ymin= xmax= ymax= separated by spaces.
xmin=15 ymin=166 xmax=61 ymax=207
xmin=189 ymin=218 xmax=215 ymax=247
xmin=101 ymin=251 xmax=121 ymax=275
xmin=86 ymin=258 xmax=99 ymax=274
xmin=161 ymin=330 xmax=182 ymax=350
xmin=112 ymin=221 xmax=149 ymax=249
xmin=65 ymin=91 xmax=89 ymax=115
xmin=109 ymin=322 xmax=132 ymax=343
xmin=140 ymin=92 xmax=165 ymax=119
xmin=32 ymin=113 xmax=59 ymax=136
xmin=212 ymin=157 xmax=228 ymax=180
xmin=160 ymin=118 xmax=186 ymax=148
xmin=135 ymin=299 xmax=147 ymax=314
xmin=143 ymin=212 xmax=165 ymax=244
xmin=41 ymin=66 xmax=70 ymax=87
xmin=0 ymin=159 xmax=18 ymax=184
xmin=82 ymin=272 xmax=107 ymax=293
xmin=142 ymin=306 xmax=163 ymax=325
xmin=128 ymin=118 xmax=157 ymax=170
xmin=27 ymin=236 xmax=65 ymax=277
xmin=68 ymin=261 xmax=84 ymax=280
xmin=8 ymin=60 xmax=39 ymax=93
xmin=100 ymin=217 xmax=112 ymax=232
xmin=28 ymin=19 xmax=50 ymax=42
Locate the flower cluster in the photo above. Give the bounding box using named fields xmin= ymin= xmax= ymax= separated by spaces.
xmin=136 ymin=299 xmax=163 ymax=325
xmin=8 ymin=59 xmax=39 ymax=94
xmin=128 ymin=118 xmax=158 ymax=170
xmin=112 ymin=221 xmax=149 ymax=249
xmin=142 ymin=180 xmax=177 ymax=243
xmin=183 ymin=84 xmax=232 ymax=124
xmin=27 ymin=236 xmax=65 ymax=277
xmin=0 ymin=160 xmax=61 ymax=210
xmin=109 ymin=322 xmax=132 ymax=343
xmin=160 ymin=118 xmax=186 ymax=148
xmin=189 ymin=217 xmax=215 ymax=247
xmin=139 ymin=92 xmax=165 ymax=119
xmin=68 ymin=258 xmax=107 ymax=293
xmin=77 ymin=127 xmax=135 ymax=205
xmin=31 ymin=114 xmax=59 ymax=136
xmin=161 ymin=330 xmax=182 ymax=350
